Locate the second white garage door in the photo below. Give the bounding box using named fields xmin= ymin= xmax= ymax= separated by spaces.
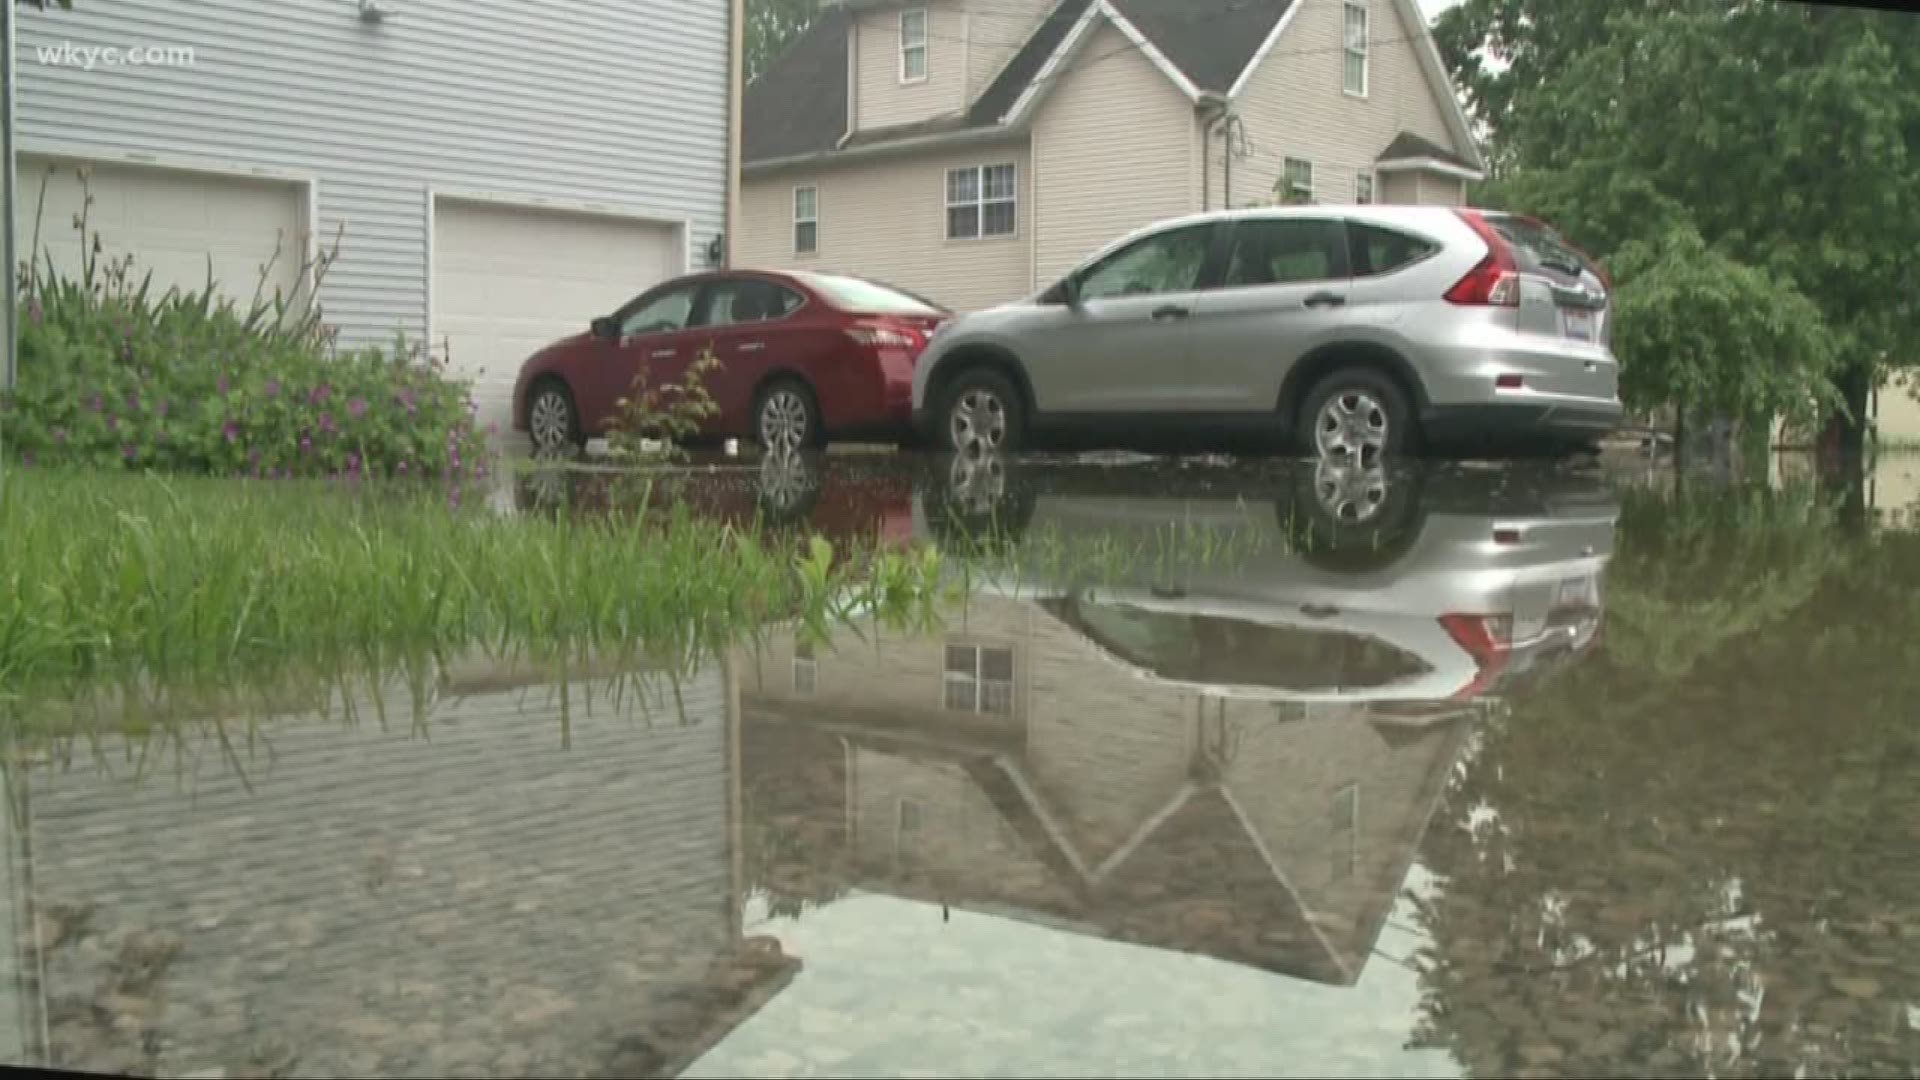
xmin=432 ymin=199 xmax=684 ymax=437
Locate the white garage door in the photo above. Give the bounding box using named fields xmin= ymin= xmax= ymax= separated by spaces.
xmin=16 ymin=154 xmax=307 ymax=310
xmin=432 ymin=199 xmax=683 ymax=436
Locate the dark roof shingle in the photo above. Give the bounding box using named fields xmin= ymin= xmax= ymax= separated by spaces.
xmin=1108 ymin=0 xmax=1296 ymax=94
xmin=742 ymin=6 xmax=850 ymax=165
xmin=1376 ymin=130 xmax=1476 ymax=171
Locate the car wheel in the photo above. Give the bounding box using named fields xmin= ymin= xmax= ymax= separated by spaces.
xmin=754 ymin=378 xmax=824 ymax=453
xmin=1275 ymin=458 xmax=1428 ymax=573
xmin=756 ymin=448 xmax=824 ymax=527
xmin=926 ymin=450 xmax=1036 ymax=546
xmin=936 ymin=369 xmax=1025 ymax=454
xmin=1298 ymin=368 xmax=1418 ymax=465
xmin=526 ymin=380 xmax=583 ymax=454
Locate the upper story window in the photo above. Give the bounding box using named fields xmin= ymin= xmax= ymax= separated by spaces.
xmin=945 ymin=643 xmax=1014 ymax=715
xmin=1355 ymin=170 xmax=1375 ymax=205
xmin=900 ymin=8 xmax=929 ymax=83
xmin=946 ymin=163 xmax=1017 ymax=240
xmin=1343 ymin=2 xmax=1369 ymax=97
xmin=793 ymin=185 xmax=818 ymax=254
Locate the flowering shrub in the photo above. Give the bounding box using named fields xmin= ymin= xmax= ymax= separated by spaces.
xmin=2 ymin=165 xmax=492 ymax=487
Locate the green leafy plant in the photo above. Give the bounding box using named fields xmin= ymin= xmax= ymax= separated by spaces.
xmin=3 ymin=165 xmax=492 ymax=487
xmin=605 ymin=343 xmax=723 ymax=464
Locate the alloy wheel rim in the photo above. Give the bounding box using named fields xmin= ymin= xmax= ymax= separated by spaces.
xmin=949 ymin=449 xmax=1008 ymax=515
xmin=760 ymin=390 xmax=810 ymax=451
xmin=950 ymin=389 xmax=1007 ymax=452
xmin=529 ymin=392 xmax=572 ymax=449
xmin=1314 ymin=389 xmax=1390 ymax=467
xmin=1312 ymin=457 xmax=1390 ymax=524
xmin=759 ymin=448 xmax=814 ymax=513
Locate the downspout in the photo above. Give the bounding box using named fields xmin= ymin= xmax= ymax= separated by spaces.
xmin=1199 ymin=94 xmax=1230 ymax=212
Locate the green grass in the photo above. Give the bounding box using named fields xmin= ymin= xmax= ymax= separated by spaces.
xmin=0 ymin=467 xmax=950 ymax=730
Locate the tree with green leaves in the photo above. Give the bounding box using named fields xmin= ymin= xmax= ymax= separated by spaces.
xmin=746 ymin=0 xmax=821 ymax=84
xmin=1436 ymin=0 xmax=1920 ymax=450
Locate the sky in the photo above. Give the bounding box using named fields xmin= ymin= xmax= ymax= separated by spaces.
xmin=1418 ymin=0 xmax=1463 ymax=23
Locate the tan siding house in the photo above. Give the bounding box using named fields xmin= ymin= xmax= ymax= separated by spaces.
xmin=740 ymin=0 xmax=1485 ymax=313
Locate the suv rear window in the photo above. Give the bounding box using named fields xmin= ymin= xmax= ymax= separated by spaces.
xmin=1482 ymin=214 xmax=1601 ymax=284
xmin=1348 ymin=223 xmax=1438 ymax=277
xmin=796 ymin=272 xmax=947 ymax=316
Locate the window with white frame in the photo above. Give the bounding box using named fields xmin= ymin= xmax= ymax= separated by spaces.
xmin=792 ymin=637 xmax=817 ymax=694
xmin=793 ymin=185 xmax=818 ymax=255
xmin=1281 ymin=158 xmax=1315 ymax=204
xmin=946 ymin=163 xmax=1017 ymax=240
xmin=944 ymin=643 xmax=1014 ymax=714
xmin=1355 ymin=170 xmax=1374 ymax=205
xmin=1343 ymin=2 xmax=1369 ymax=97
xmin=900 ymin=8 xmax=929 ymax=83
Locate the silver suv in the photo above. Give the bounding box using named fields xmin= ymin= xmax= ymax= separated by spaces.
xmin=910 ymin=205 xmax=1621 ymax=460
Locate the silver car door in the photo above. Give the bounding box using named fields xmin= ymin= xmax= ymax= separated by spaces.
xmin=1021 ymin=221 xmax=1223 ymax=413
xmin=1187 ymin=214 xmax=1354 ymax=413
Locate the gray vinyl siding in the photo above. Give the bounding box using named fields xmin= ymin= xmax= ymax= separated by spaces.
xmin=14 ymin=0 xmax=730 ymax=354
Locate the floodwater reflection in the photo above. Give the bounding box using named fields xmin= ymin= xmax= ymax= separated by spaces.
xmin=4 ymin=452 xmax=1918 ymax=1077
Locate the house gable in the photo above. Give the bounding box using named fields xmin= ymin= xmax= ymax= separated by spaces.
xmin=1218 ymin=0 xmax=1478 ymax=208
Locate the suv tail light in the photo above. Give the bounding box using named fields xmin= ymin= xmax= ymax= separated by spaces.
xmin=846 ymin=323 xmax=921 ymax=350
xmin=1441 ymin=612 xmax=1513 ymax=699
xmin=1446 ymin=210 xmax=1521 ymax=307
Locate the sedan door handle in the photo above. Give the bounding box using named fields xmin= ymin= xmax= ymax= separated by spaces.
xmin=1151 ymin=304 xmax=1190 ymax=321
xmin=649 ymin=349 xmax=677 ymax=360
xmin=1304 ymin=292 xmax=1347 ymax=309
xmin=737 ymin=341 xmax=766 ymax=353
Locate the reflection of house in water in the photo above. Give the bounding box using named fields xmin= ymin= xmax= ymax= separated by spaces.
xmin=738 ymin=593 xmax=1472 ymax=987
xmin=0 ymin=659 xmax=792 ymax=1078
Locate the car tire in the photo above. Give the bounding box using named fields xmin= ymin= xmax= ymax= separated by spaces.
xmin=753 ymin=378 xmax=825 ymax=453
xmin=526 ymin=379 xmax=584 ymax=455
xmin=1297 ymin=367 xmax=1418 ymax=464
xmin=934 ymin=368 xmax=1025 ymax=454
xmin=925 ymin=450 xmax=1037 ymax=547
xmin=1275 ymin=458 xmax=1428 ymax=573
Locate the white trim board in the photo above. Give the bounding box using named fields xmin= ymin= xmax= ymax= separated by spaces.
xmin=1374 ymin=156 xmax=1482 ymax=182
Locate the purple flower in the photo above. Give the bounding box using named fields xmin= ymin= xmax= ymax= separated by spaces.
xmin=400 ymin=387 xmax=418 ymax=410
xmin=53 ymin=427 xmax=68 ymax=445
xmin=449 ymin=486 xmax=461 ymax=509
xmin=310 ymin=384 xmax=333 ymax=406
xmin=26 ymin=299 xmax=41 ymax=326
xmin=223 ymin=422 xmax=240 ymax=443
xmin=485 ymin=421 xmax=499 ymax=438
xmin=217 ymin=375 xmax=231 ymax=396
xmin=107 ymin=415 xmax=120 ymax=433
xmin=89 ymin=394 xmax=103 ymax=413
xmin=156 ymin=399 xmax=169 ymax=418
xmin=319 ymin=412 xmax=336 ymax=434
xmin=397 ymin=460 xmax=410 ymax=476
xmin=265 ymin=379 xmax=281 ymax=399
xmin=300 ymin=436 xmax=313 ymax=455
xmin=348 ymin=397 xmax=368 ymax=420
xmin=127 ymin=392 xmax=141 ymax=413
xmin=122 ymin=445 xmax=137 ymax=461
xmin=346 ymin=452 xmax=362 ymax=474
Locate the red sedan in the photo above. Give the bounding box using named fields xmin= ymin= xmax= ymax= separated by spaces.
xmin=511 ymin=269 xmax=949 ymax=452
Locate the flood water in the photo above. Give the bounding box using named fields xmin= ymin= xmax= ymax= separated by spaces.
xmin=6 ymin=450 xmax=1920 ymax=1078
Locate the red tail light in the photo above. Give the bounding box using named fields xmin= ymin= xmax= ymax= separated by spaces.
xmin=1446 ymin=210 xmax=1520 ymax=307
xmin=846 ymin=322 xmax=922 ymax=350
xmin=1441 ymin=613 xmax=1513 ymax=699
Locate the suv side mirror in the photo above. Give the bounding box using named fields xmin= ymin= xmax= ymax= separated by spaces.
xmin=590 ymin=315 xmax=617 ymax=339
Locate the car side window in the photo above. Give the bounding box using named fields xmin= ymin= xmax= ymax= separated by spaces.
xmin=700 ymin=280 xmax=805 ymax=327
xmin=619 ymin=285 xmax=698 ymax=337
xmin=1348 ymin=222 xmax=1439 ymax=277
xmin=1076 ymin=224 xmax=1215 ymax=302
xmin=1222 ymin=218 xmax=1347 ymax=288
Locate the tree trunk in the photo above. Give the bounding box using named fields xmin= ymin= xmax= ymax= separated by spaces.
xmin=1823 ymin=362 xmax=1872 ymax=460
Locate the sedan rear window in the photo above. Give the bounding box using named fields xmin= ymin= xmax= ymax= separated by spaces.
xmin=797 ymin=272 xmax=947 ymax=316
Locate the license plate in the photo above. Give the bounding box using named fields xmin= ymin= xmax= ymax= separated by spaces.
xmin=1562 ymin=308 xmax=1596 ymax=341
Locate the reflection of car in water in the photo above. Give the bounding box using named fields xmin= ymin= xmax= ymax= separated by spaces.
xmin=917 ymin=454 xmax=1615 ymax=704
xmin=512 ymin=451 xmax=917 ymax=548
